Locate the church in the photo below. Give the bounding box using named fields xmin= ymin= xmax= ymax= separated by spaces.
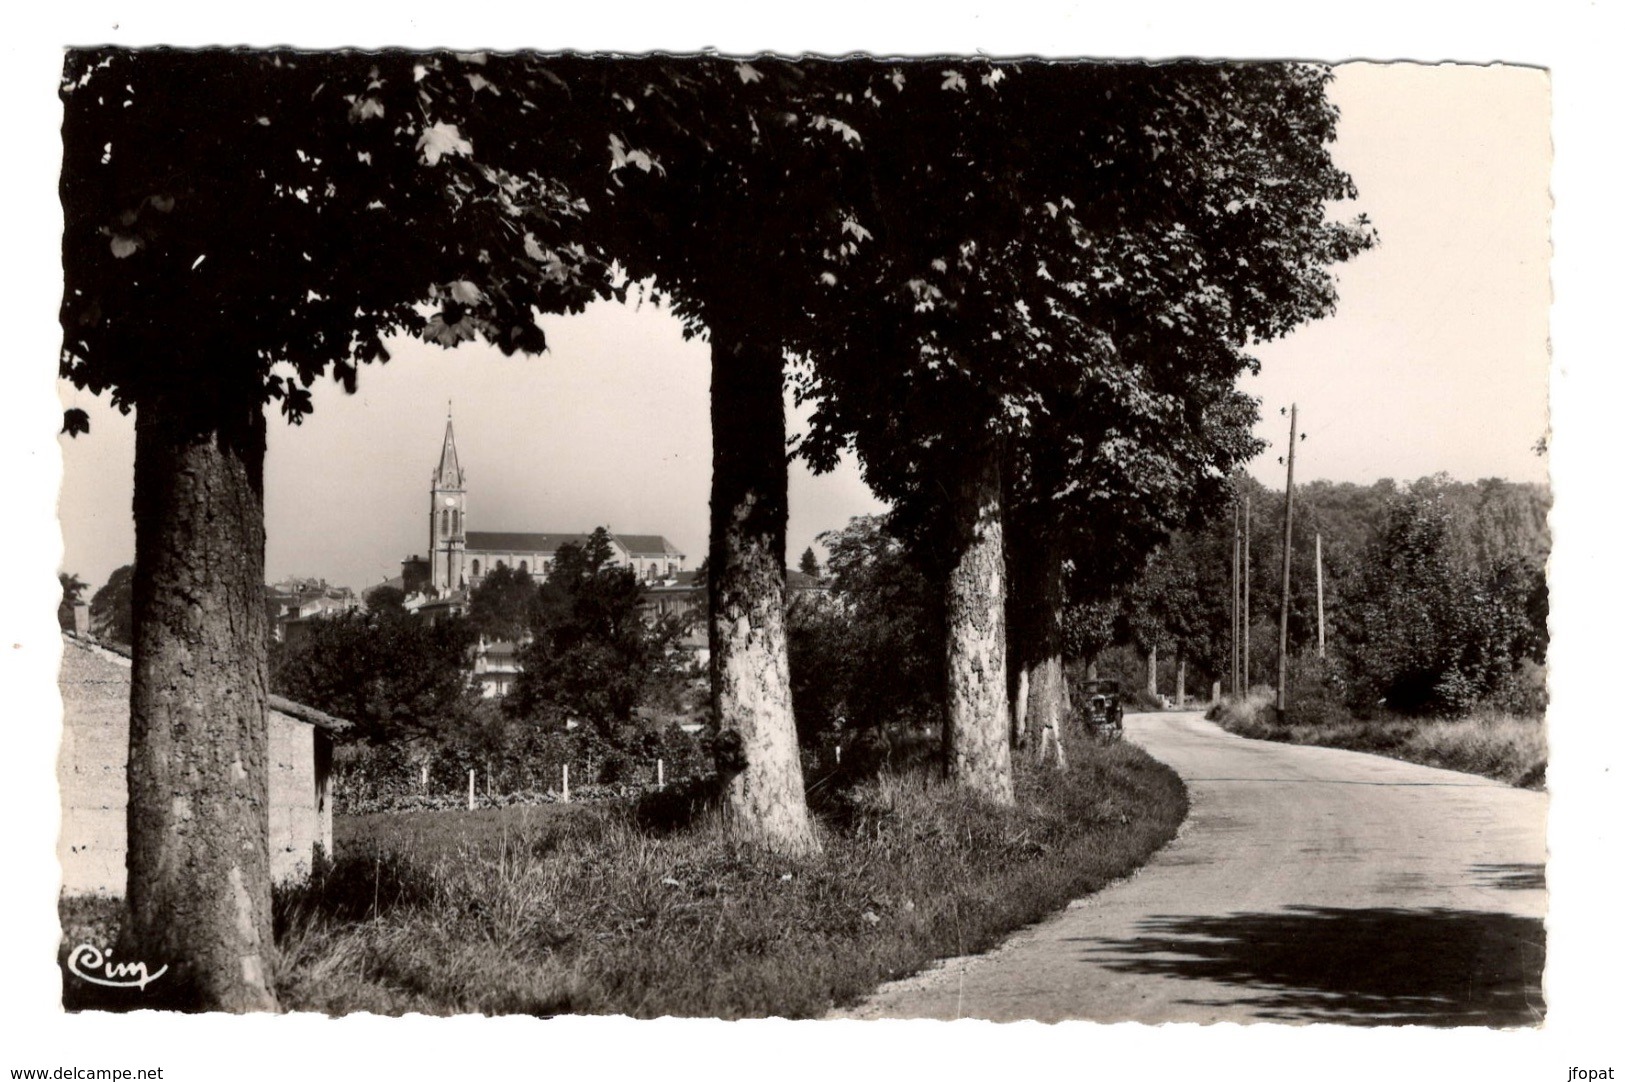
xmin=416 ymin=413 xmax=687 ymax=598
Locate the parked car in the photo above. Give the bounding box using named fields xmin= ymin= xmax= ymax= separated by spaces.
xmin=1078 ymin=679 xmax=1124 ymax=741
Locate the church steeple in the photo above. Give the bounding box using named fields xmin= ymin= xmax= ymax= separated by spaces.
xmin=429 ymin=406 xmax=467 ymax=595
xmin=434 ymin=405 xmax=464 ymax=489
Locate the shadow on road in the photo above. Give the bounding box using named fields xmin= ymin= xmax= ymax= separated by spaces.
xmin=1082 ymin=905 xmax=1546 ymax=1026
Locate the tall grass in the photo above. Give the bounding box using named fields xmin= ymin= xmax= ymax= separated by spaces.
xmin=257 ymin=731 xmax=1186 ymax=1018
xmin=1210 ymin=689 xmax=1545 ymax=789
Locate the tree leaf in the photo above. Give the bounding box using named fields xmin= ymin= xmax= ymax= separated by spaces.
xmin=417 ymin=121 xmax=472 ymax=166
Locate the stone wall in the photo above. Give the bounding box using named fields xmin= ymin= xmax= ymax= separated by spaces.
xmin=57 ymin=636 xmax=331 ymax=897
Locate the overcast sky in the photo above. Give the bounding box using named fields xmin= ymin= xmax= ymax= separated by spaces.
xmin=54 ymin=62 xmax=1551 ymax=595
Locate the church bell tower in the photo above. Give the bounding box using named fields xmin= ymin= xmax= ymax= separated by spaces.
xmin=430 ymin=409 xmax=467 ymax=594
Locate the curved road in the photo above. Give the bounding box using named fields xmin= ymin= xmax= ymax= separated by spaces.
xmin=838 ymin=710 xmax=1547 ymax=1026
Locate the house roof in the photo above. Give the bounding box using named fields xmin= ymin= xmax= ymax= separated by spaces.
xmin=61 ymin=633 xmax=351 ymax=734
xmin=647 ymin=570 xmax=702 ymax=592
xmin=788 ymin=569 xmax=828 ymax=591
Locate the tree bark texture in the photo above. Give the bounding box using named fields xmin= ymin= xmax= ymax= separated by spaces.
xmin=1147 ymin=644 xmax=1159 ymax=697
xmin=124 ymin=393 xmax=278 ymax=1012
xmin=707 ymin=327 xmax=817 ymax=854
xmin=1009 ymin=535 xmax=1069 ymax=749
xmin=943 ymin=445 xmax=1015 ymax=805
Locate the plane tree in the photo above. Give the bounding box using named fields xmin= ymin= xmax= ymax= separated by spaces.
xmin=59 ymin=47 xmax=610 ymax=1010
xmin=503 ymin=55 xmax=877 ymax=852
xmin=800 ymin=61 xmax=1371 ymax=791
xmin=1006 ymin=372 xmax=1260 ymax=742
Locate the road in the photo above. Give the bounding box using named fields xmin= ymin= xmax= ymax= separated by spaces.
xmin=836 ymin=710 xmax=1547 ymax=1025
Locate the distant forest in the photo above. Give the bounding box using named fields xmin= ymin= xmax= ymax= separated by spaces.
xmin=1077 ymin=473 xmax=1550 ymax=719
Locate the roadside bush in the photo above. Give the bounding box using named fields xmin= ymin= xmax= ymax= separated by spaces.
xmin=1492 ymin=659 xmax=1547 ymax=717
xmin=1209 ymin=689 xmax=1545 ymax=790
xmin=1282 ymin=654 xmax=1354 ymax=727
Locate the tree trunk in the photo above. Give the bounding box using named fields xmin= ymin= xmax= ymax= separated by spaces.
xmin=707 ymin=324 xmax=817 ymax=854
xmin=123 ymin=392 xmax=278 ymax=1012
xmin=1007 ymin=528 xmax=1068 ymax=750
xmin=1147 ymin=644 xmax=1159 ymax=698
xmin=1175 ymin=644 xmax=1186 ymax=709
xmin=943 ymin=443 xmax=1014 ymax=804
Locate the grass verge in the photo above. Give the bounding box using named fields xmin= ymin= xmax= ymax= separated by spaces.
xmin=60 ymin=730 xmax=1186 ymax=1017
xmin=1209 ymin=689 xmax=1545 ymax=789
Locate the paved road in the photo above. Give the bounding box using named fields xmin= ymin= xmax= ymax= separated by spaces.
xmin=837 ymin=710 xmax=1547 ymax=1026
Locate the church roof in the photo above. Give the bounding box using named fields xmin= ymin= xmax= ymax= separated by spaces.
xmin=615 ymin=534 xmax=683 ymax=557
xmin=466 ymin=531 xmax=595 ymax=554
xmin=434 ymin=414 xmax=464 ymax=488
xmin=464 ymin=530 xmax=684 ymax=559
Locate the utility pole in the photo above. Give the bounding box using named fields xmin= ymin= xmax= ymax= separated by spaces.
xmin=1276 ymin=404 xmax=1298 ymax=719
xmin=1243 ymin=494 xmax=1252 ymax=694
xmin=1231 ymin=496 xmax=1241 ymax=697
xmin=1316 ymin=532 xmax=1326 ymax=659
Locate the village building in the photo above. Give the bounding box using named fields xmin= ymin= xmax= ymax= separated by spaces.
xmin=390 ymin=414 xmax=691 ymax=695
xmin=387 ymin=415 xmax=827 ymax=696
xmin=58 ymin=633 xmax=348 ymax=897
xmin=265 ymin=576 xmax=361 ymax=643
xmin=418 ymin=413 xmax=688 ymax=598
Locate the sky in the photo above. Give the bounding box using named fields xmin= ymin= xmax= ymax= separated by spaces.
xmin=51 ymin=61 xmax=1553 ymax=596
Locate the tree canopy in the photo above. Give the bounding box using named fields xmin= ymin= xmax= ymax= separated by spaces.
xmin=88 ymin=564 xmax=135 ymax=645
xmin=270 ymin=609 xmax=479 ymax=744
xmin=510 ymin=529 xmax=691 ymax=732
xmin=792 ymin=63 xmax=1369 ymax=545
xmin=60 ymin=49 xmax=612 ymax=434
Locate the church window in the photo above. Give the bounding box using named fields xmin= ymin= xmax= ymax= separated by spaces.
xmin=519 ymin=561 xmax=529 ymax=575
xmin=472 ymin=559 xmax=481 ymax=577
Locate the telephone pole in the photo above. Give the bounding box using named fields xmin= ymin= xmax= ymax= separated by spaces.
xmin=1276 ymin=404 xmax=1298 ymax=719
xmin=1316 ymin=532 xmax=1326 ymax=660
xmin=1231 ymin=496 xmax=1241 ymax=697
xmin=1243 ymin=494 xmax=1252 ymax=693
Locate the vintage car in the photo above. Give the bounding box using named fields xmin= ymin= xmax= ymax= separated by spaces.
xmin=1078 ymin=679 xmax=1124 ymax=740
